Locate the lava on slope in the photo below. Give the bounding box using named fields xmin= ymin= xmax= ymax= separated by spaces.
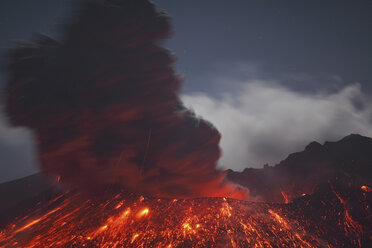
xmin=1 ymin=0 xmax=370 ymax=247
xmin=0 ymin=182 xmax=369 ymax=248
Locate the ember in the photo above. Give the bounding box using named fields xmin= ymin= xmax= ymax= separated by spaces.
xmin=361 ymin=185 xmax=371 ymax=192
xmin=0 ymin=185 xmax=367 ymax=247
xmin=1 ymin=0 xmax=370 ymax=247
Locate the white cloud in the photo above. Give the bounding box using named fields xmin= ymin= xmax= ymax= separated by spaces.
xmin=182 ymin=81 xmax=372 ymax=171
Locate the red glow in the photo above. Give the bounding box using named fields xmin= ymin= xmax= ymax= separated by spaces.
xmin=361 ymin=185 xmax=371 ymax=192
xmin=280 ymin=190 xmax=290 ymax=204
xmin=0 ymin=189 xmax=363 ymax=247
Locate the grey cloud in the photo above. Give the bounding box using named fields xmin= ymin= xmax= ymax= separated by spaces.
xmin=0 ymin=113 xmax=37 ymax=183
xmin=182 ymin=82 xmax=372 ymax=171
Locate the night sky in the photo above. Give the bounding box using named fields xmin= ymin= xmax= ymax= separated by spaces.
xmin=0 ymin=0 xmax=372 ymax=182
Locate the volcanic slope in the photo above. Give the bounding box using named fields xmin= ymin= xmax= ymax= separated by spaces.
xmin=0 ymin=183 xmax=368 ymax=248
xmin=227 ymin=134 xmax=372 ymax=203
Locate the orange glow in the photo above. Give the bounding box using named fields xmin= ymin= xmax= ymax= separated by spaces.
xmin=131 ymin=233 xmax=139 ymax=244
xmin=268 ymin=209 xmax=289 ymax=229
xmin=114 ymin=201 xmax=124 ymax=209
xmin=280 ymin=190 xmax=290 ymax=203
xmin=121 ymin=208 xmax=131 ymax=217
xmin=13 ymin=218 xmax=42 ymax=234
xmin=12 ymin=203 xmax=66 ymax=234
xmin=98 ymin=225 xmax=108 ymax=232
xmin=361 ymin=185 xmax=371 ymax=192
xmin=220 ymin=202 xmax=232 ymax=217
xmin=0 ymin=191 xmax=363 ymax=247
xmin=183 ymin=222 xmax=192 ymax=230
xmin=136 ymin=208 xmax=149 ymax=218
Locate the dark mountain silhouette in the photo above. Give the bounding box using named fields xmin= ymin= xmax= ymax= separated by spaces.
xmin=0 ymin=134 xmax=371 ymax=246
xmin=226 ymin=134 xmax=372 ymax=202
xmin=1 ymin=133 xmax=371 ymax=216
xmin=0 ymin=174 xmax=60 ymax=226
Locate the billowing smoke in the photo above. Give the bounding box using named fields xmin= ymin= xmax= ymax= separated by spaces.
xmin=3 ymin=0 xmax=245 ymax=199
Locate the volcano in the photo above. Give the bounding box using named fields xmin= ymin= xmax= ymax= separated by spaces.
xmin=0 ymin=181 xmax=370 ymax=248
xmin=0 ymin=136 xmax=371 ymax=247
xmin=0 ymin=0 xmax=371 ymax=247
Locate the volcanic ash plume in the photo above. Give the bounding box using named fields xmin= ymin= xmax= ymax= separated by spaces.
xmin=4 ymin=0 xmax=246 ymax=199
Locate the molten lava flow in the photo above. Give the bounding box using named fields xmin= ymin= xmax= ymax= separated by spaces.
xmin=280 ymin=190 xmax=290 ymax=204
xmin=1 ymin=1 xmax=368 ymax=246
xmin=0 ymin=190 xmax=363 ymax=248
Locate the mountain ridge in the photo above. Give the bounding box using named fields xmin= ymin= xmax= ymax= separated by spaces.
xmin=226 ymin=133 xmax=372 ymax=202
xmin=1 ymin=133 xmax=371 ymax=209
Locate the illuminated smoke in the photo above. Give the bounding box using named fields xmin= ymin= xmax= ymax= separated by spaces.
xmin=3 ymin=0 xmax=246 ymax=199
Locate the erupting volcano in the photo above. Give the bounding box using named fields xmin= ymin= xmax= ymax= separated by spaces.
xmin=0 ymin=183 xmax=369 ymax=247
xmin=0 ymin=0 xmax=371 ymax=247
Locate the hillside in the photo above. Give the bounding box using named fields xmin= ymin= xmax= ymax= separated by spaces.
xmin=226 ymin=134 xmax=372 ymax=202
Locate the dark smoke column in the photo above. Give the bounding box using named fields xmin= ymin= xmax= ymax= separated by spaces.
xmin=4 ymin=0 xmax=246 ymax=199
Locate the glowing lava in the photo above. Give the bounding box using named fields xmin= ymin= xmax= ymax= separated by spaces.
xmin=0 ymin=189 xmax=364 ymax=248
